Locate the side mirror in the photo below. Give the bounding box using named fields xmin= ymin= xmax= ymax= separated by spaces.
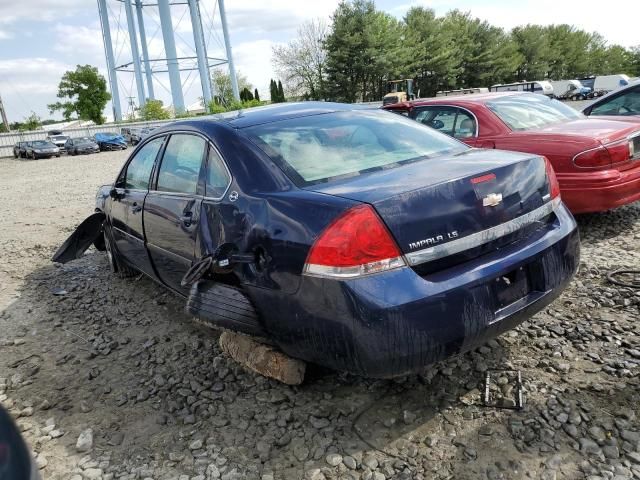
xmin=109 ymin=188 xmax=121 ymax=199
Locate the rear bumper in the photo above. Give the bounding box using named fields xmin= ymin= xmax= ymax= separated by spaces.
xmin=559 ymin=162 xmax=640 ymax=213
xmin=249 ymin=202 xmax=579 ymax=377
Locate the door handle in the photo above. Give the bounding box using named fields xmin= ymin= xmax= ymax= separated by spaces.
xmin=180 ymin=211 xmax=193 ymax=226
xmin=131 ymin=201 xmax=142 ymax=214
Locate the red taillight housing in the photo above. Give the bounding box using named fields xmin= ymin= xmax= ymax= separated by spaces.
xmin=543 ymin=156 xmax=561 ymax=200
xmin=605 ymin=139 xmax=634 ymax=165
xmin=573 ymin=146 xmax=612 ymax=168
xmin=304 ymin=205 xmax=406 ymax=278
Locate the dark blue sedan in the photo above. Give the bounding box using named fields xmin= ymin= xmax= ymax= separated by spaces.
xmin=53 ymin=102 xmax=579 ymax=378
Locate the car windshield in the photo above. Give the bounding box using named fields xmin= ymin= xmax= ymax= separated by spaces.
xmin=245 ymin=110 xmax=467 ymax=186
xmin=50 ymin=136 xmax=67 ymax=141
xmin=74 ymin=137 xmax=93 ymax=143
xmin=487 ymin=94 xmax=584 ymax=131
xmin=32 ymin=141 xmax=53 ymax=147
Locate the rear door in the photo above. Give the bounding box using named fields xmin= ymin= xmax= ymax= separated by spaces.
xmin=412 ymin=106 xmax=478 ymax=146
xmin=144 ymin=133 xmax=208 ymax=294
xmin=109 ymin=136 xmax=166 ymax=277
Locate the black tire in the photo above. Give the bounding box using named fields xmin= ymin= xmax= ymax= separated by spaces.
xmin=104 ymin=229 xmax=137 ymax=278
xmin=13 ymin=151 xmax=18 ymax=158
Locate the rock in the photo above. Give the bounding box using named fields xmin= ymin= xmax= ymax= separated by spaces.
xmin=189 ymin=439 xmax=203 ymax=450
xmin=363 ymin=454 xmax=378 ymax=469
xmin=626 ymin=452 xmax=640 ymax=464
xmin=343 ymin=455 xmax=357 ymax=469
xmin=579 ymin=438 xmax=601 ymax=456
xmin=603 ymin=445 xmax=620 ymax=459
xmin=83 ymin=468 xmax=103 ymax=479
xmin=36 ymin=453 xmax=48 ymax=469
xmin=403 ymin=410 xmax=417 ymax=425
xmin=326 ymin=453 xmax=343 ymax=466
xmin=76 ymin=428 xmax=93 ymax=452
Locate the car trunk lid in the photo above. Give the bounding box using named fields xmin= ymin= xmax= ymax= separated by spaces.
xmin=308 ymin=149 xmax=554 ymax=272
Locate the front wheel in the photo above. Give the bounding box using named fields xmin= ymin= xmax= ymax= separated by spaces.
xmin=104 ymin=230 xmax=137 ymax=278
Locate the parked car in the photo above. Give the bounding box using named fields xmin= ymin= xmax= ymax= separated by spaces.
xmin=120 ymin=127 xmax=143 ymax=145
xmin=65 ymin=136 xmax=100 ymax=155
xmin=94 ymin=132 xmax=127 ymax=151
xmin=24 ymin=140 xmax=60 ymax=159
xmin=13 ymin=141 xmax=27 ymax=158
xmin=582 ymin=80 xmax=640 ymax=118
xmin=385 ymin=92 xmax=640 ymax=214
xmin=53 ymin=102 xmax=579 ymax=379
xmin=46 ymin=134 xmax=70 ymax=152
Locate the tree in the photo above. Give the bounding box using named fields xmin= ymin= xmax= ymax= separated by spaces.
xmin=211 ymin=69 xmax=251 ymax=107
xmin=324 ymin=1 xmax=402 ymax=102
xmin=21 ymin=112 xmax=41 ymax=131
xmin=139 ymin=99 xmax=170 ymax=120
xmin=0 ymin=123 xmax=7 ymax=133
xmin=277 ymin=80 xmax=285 ymax=102
xmin=48 ymin=65 xmax=110 ymax=124
xmin=240 ymin=87 xmax=254 ymax=102
xmin=511 ymin=25 xmax=551 ymax=80
xmin=254 ymin=88 xmax=260 ymax=101
xmin=272 ymin=19 xmax=328 ymax=100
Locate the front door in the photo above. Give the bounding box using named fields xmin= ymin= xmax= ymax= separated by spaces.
xmin=109 ymin=136 xmax=166 ymax=276
xmin=144 ymin=133 xmax=208 ymax=294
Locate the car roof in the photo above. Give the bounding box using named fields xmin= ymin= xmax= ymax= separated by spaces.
xmin=409 ymin=91 xmax=531 ymax=107
xmin=180 ymin=101 xmax=373 ymax=129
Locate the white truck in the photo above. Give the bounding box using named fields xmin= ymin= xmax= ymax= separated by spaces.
xmin=550 ymin=80 xmax=592 ymax=100
xmin=592 ymin=74 xmax=630 ymax=97
xmin=489 ymin=81 xmax=554 ymax=97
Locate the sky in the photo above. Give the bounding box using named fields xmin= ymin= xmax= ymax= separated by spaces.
xmin=0 ymin=0 xmax=636 ymax=123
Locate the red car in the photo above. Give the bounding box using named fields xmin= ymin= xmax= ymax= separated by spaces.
xmin=385 ymin=92 xmax=640 ymax=214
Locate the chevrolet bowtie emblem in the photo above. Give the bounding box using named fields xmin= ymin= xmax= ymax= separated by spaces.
xmin=482 ymin=193 xmax=503 ymax=207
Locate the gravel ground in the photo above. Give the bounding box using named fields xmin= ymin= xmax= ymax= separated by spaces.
xmin=1 ymin=151 xmax=640 ymax=480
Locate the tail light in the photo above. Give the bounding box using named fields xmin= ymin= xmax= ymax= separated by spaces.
xmin=574 ymin=137 xmax=637 ymax=168
xmin=304 ymin=204 xmax=405 ymax=278
xmin=573 ymin=146 xmax=611 ymax=168
xmin=543 ymin=156 xmax=561 ymax=200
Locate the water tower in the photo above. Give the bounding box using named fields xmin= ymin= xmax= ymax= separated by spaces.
xmin=96 ymin=0 xmax=239 ymax=121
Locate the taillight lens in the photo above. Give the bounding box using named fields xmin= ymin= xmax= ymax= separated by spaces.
xmin=606 ymin=139 xmax=633 ymax=164
xmin=573 ymin=146 xmax=612 ymax=168
xmin=543 ymin=156 xmax=561 ymax=200
xmin=304 ymin=205 xmax=406 ymax=278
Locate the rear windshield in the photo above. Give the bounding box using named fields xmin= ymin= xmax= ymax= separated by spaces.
xmin=487 ymin=94 xmax=583 ymax=131
xmin=245 ymin=110 xmax=467 ymax=186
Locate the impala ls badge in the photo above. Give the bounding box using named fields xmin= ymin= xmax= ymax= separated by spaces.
xmin=482 ymin=193 xmax=503 ymax=207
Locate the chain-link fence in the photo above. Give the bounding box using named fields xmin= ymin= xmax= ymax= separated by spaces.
xmin=0 ymin=119 xmax=175 ymax=158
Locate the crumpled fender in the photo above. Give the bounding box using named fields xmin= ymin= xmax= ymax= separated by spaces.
xmin=52 ymin=212 xmax=106 ymax=264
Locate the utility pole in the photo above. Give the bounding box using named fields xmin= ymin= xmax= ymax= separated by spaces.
xmin=127 ymin=96 xmax=137 ymax=120
xmin=0 ymin=92 xmax=9 ymax=130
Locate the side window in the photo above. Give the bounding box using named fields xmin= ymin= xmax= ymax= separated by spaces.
xmin=414 ymin=107 xmax=457 ymax=135
xmin=591 ymin=88 xmax=640 ymax=116
xmin=124 ymin=137 xmax=164 ymax=190
xmin=453 ymin=110 xmax=476 ymax=139
xmin=157 ymin=134 xmax=206 ymax=194
xmin=206 ymin=147 xmax=231 ymax=198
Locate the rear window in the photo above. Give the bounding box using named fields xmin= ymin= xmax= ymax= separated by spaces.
xmin=487 ymin=94 xmax=583 ymax=131
xmin=245 ymin=110 xmax=467 ymax=186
